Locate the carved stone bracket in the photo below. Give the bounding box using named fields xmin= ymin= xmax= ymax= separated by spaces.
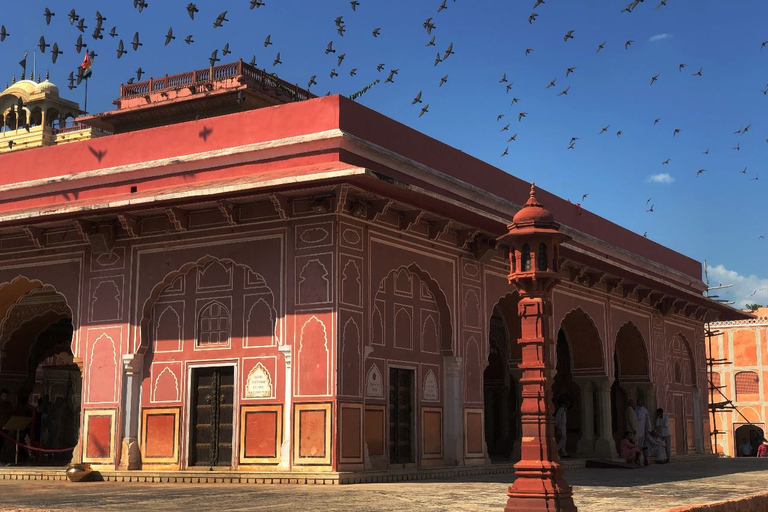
xmin=118 ymin=214 xmax=141 ymax=238
xmin=366 ymin=199 xmax=391 ymax=222
xmin=76 ymin=220 xmax=114 ymax=254
xmin=269 ymin=193 xmax=291 ymax=220
xmin=23 ymin=226 xmax=44 ymax=249
xmin=648 ymin=292 xmax=664 ymax=308
xmin=621 ymin=283 xmax=638 ymax=299
xmin=335 ymin=184 xmax=350 ymax=214
xmin=636 ymin=287 xmax=651 ymax=303
xmin=456 ymin=229 xmax=480 ymax=250
xmin=217 ymin=200 xmax=238 ymax=226
xmin=166 ymin=207 xmax=189 ymax=232
xmin=605 ymin=277 xmax=623 ymax=294
xmin=428 ymin=219 xmax=451 ymax=241
xmin=472 ymin=235 xmax=497 ymax=264
xmin=399 ymin=209 xmax=425 ymax=232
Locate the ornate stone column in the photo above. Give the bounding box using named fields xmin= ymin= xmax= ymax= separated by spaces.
xmin=574 ymin=378 xmax=595 ymax=457
xmin=444 ymin=355 xmax=464 ymax=465
xmin=594 ymin=377 xmax=616 ymax=458
xmin=119 ymin=353 xmax=143 ymax=470
xmin=499 ymin=184 xmax=577 ymax=512
xmin=509 ymin=367 xmax=523 ymax=460
xmin=278 ymin=344 xmax=292 ymax=469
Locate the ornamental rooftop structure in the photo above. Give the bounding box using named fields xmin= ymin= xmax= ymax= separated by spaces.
xmin=0 ymin=74 xmax=108 ymax=154
xmin=0 ymin=61 xmax=751 ymax=477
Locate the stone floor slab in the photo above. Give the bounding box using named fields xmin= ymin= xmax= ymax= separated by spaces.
xmin=0 ymin=458 xmax=766 ymax=511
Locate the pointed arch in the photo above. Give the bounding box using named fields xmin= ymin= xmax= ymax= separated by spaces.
xmin=615 ymin=321 xmax=650 ymax=382
xmin=559 ymin=307 xmax=605 ymax=376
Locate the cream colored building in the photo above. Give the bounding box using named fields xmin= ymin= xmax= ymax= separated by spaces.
xmin=0 ymin=76 xmax=107 ymax=153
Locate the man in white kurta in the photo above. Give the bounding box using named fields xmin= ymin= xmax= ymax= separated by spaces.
xmin=645 ymin=430 xmax=667 ymax=462
xmin=555 ymin=400 xmax=568 ymax=457
xmin=625 ymin=399 xmax=638 ymax=438
xmin=634 ymin=399 xmax=652 ymax=449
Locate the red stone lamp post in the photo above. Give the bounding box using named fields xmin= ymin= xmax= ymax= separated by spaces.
xmin=498 ymin=184 xmax=577 ymax=512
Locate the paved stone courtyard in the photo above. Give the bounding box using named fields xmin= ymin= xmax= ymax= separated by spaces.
xmin=0 ymin=458 xmax=766 ymax=512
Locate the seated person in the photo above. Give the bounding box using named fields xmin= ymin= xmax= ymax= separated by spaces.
xmin=645 ymin=430 xmax=668 ymax=463
xmin=619 ymin=431 xmax=644 ymax=466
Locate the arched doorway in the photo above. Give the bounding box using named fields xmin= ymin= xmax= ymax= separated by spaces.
xmin=0 ymin=284 xmax=77 ymax=465
xmin=666 ymin=333 xmax=698 ymax=455
xmin=555 ymin=308 xmax=605 ymax=456
xmin=734 ymin=424 xmax=764 ymax=457
xmin=484 ymin=294 xmax=521 ymax=461
xmin=612 ymin=322 xmax=651 ymax=450
xmin=367 ymin=265 xmax=453 ymax=467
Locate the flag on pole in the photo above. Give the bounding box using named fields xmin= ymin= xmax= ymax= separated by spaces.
xmin=19 ymin=51 xmax=27 ymax=71
xmin=80 ymin=52 xmax=92 ymax=79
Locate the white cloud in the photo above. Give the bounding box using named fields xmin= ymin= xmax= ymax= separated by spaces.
xmin=647 ymin=173 xmax=675 ymax=184
xmin=649 ymin=33 xmax=672 ymax=42
xmin=707 ymin=264 xmax=768 ymax=310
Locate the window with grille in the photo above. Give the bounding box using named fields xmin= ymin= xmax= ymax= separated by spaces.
xmin=198 ymin=302 xmax=230 ymax=347
xmin=735 ymin=371 xmax=760 ymax=402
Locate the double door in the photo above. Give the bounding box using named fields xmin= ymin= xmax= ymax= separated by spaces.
xmin=389 ymin=367 xmax=415 ymax=464
xmin=190 ymin=367 xmax=234 ymax=467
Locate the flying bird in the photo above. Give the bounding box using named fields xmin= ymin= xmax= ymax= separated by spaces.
xmin=419 ymin=104 xmax=429 ymax=117
xmin=351 ymin=0 xmax=359 ymax=10
xmin=616 ymin=130 xmax=623 ymax=137
xmin=329 ymin=69 xmax=338 ymax=78
xmin=437 ymin=0 xmax=448 ymax=12
xmin=732 ymin=143 xmax=740 ymax=150
xmin=546 ymin=78 xmax=556 ymax=88
xmin=439 ymin=75 xmax=448 ymax=87
xmin=657 ymin=0 xmax=667 ymax=7
xmin=696 ymin=169 xmax=705 ymax=176
xmin=76 ymin=35 xmax=87 ymax=53
xmin=525 ymin=48 xmax=534 ymax=56
xmin=702 ymin=148 xmax=709 ymax=154
xmin=307 ymin=75 xmax=317 ymax=88
xmin=372 ymin=28 xmax=380 ymax=37
xmin=518 ymin=112 xmax=527 ymax=121
xmin=499 ymin=73 xmax=507 ymax=83
xmin=412 ymin=91 xmax=423 ymax=104
xmin=164 ymin=27 xmax=175 ymax=46
xmin=624 ymin=40 xmax=634 ymax=50
xmin=325 ymin=41 xmax=335 ymax=54
xmin=273 ymin=52 xmax=282 ymax=66
xmin=500 ymin=123 xmax=510 ymax=132
xmin=185 ymin=35 xmax=194 ymax=44
xmin=443 ymin=42 xmax=454 ymax=60
xmin=136 ymin=67 xmax=145 ymax=80
xmin=507 ymin=133 xmax=518 ymax=142
xmin=678 ymin=63 xmax=686 ymax=72
xmin=662 ymin=158 xmax=670 ymax=165
xmin=692 ymin=67 xmax=702 ymax=76
xmin=213 ymin=11 xmax=229 ymax=28
xmin=76 ymin=18 xmax=87 ymax=33
xmin=109 ymin=27 xmax=118 ymax=38
xmin=0 ymin=25 xmax=8 ymax=42
xmin=558 ymin=86 xmax=570 ymax=96
xmin=596 ymin=41 xmax=605 ymax=52
xmin=44 ymin=7 xmax=55 ymax=25
xmin=654 ymin=118 xmax=661 ymax=125
xmin=209 ymin=49 xmax=220 ymax=66
xmin=186 ymin=3 xmax=198 ymax=19
xmin=599 ymin=125 xmax=610 ymax=134
xmin=528 ymin=13 xmax=538 ymax=24
xmin=646 ymin=204 xmax=654 ymax=212
xmin=426 ymin=36 xmax=436 ymax=47
xmin=673 ymin=128 xmax=680 ymax=137
xmin=533 ymin=0 xmax=545 ymax=8
xmin=563 ymin=30 xmax=574 ymax=42
xmin=222 ymin=43 xmax=231 ymax=56
xmin=68 ymin=9 xmax=79 ymax=25
xmin=132 ymin=32 xmax=142 ymax=51
xmin=501 ymin=147 xmax=509 ymax=156
xmin=349 ymin=68 xmax=357 ymax=76
xmin=51 ymin=42 xmax=62 ymax=63
xmin=650 ymin=74 xmax=659 ymax=85
xmin=38 ymin=36 xmax=50 ymax=53
xmin=116 ymin=39 xmax=127 ymax=59
xmin=434 ymin=52 xmax=442 ymax=66
xmin=566 ymin=67 xmax=576 ymax=77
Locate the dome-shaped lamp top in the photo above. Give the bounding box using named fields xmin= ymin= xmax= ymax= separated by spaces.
xmin=511 ymin=183 xmax=555 ymax=227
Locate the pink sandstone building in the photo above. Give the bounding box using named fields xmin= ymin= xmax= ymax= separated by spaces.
xmin=0 ymin=62 xmax=748 ymax=480
xmin=709 ymin=307 xmax=768 ymax=457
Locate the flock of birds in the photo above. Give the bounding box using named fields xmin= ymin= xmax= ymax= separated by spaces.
xmin=0 ymin=1 xmax=766 ymax=251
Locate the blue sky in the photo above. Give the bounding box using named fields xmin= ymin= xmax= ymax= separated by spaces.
xmin=1 ymin=0 xmax=766 ymax=307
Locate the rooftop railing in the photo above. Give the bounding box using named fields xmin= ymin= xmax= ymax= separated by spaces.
xmin=118 ymin=60 xmax=313 ymax=103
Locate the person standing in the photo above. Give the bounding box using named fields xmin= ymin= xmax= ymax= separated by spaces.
xmin=554 ymin=397 xmax=569 ymax=458
xmin=757 ymin=440 xmax=768 ymax=457
xmin=625 ymin=399 xmax=638 ymax=438
xmin=634 ymin=399 xmax=652 ymax=450
xmin=656 ymin=408 xmax=672 ymax=462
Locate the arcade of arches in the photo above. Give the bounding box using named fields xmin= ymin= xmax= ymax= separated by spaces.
xmin=0 ymin=227 xmax=715 ymax=474
xmin=0 ymin=280 xmax=79 ymax=465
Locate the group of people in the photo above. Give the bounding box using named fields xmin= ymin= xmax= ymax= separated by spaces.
xmin=619 ymin=399 xmax=671 ymax=466
xmin=553 ymin=395 xmax=672 ymax=466
xmin=739 ymin=437 xmax=768 ymax=457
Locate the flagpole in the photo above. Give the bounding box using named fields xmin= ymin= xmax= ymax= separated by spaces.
xmin=33 ymin=51 xmax=36 ymax=81
xmin=84 ymin=77 xmax=89 ymax=114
